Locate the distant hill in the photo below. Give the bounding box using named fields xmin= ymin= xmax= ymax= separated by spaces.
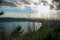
xmin=0 ymin=17 xmax=60 ymax=23
xmin=0 ymin=17 xmax=45 ymax=22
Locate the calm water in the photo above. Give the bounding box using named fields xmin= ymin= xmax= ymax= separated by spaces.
xmin=0 ymin=22 xmax=42 ymax=36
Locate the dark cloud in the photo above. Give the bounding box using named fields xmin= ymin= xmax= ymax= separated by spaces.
xmin=20 ymin=0 xmax=31 ymax=4
xmin=0 ymin=1 xmax=17 ymax=7
xmin=19 ymin=0 xmax=41 ymax=5
xmin=52 ymin=0 xmax=60 ymax=2
xmin=50 ymin=0 xmax=60 ymax=10
xmin=49 ymin=4 xmax=54 ymax=9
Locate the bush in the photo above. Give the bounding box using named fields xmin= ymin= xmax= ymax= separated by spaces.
xmin=18 ymin=22 xmax=60 ymax=40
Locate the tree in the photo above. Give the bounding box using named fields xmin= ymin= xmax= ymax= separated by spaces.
xmin=0 ymin=0 xmax=4 ymax=16
xmin=0 ymin=11 xmax=4 ymax=16
xmin=0 ymin=0 xmax=3 ymax=4
xmin=0 ymin=24 xmax=5 ymax=40
xmin=8 ymin=25 xmax=23 ymax=40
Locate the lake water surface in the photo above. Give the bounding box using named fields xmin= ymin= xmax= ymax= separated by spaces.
xmin=0 ymin=22 xmax=42 ymax=36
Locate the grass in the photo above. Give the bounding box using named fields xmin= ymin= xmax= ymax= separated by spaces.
xmin=15 ymin=22 xmax=60 ymax=40
xmin=1 ymin=22 xmax=60 ymax=40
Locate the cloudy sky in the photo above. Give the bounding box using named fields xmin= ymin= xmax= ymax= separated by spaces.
xmin=0 ymin=0 xmax=60 ymax=20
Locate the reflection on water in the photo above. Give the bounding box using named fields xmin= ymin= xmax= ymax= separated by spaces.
xmin=0 ymin=22 xmax=42 ymax=36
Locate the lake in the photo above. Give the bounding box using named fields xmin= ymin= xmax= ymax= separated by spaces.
xmin=0 ymin=22 xmax=42 ymax=36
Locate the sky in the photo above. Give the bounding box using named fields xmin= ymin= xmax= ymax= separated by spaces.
xmin=0 ymin=0 xmax=60 ymax=20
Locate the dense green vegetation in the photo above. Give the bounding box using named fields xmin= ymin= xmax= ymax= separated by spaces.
xmin=18 ymin=23 xmax=60 ymax=40
xmin=7 ymin=22 xmax=60 ymax=40
xmin=0 ymin=21 xmax=60 ymax=40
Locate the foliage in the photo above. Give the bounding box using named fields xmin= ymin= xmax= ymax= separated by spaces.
xmin=18 ymin=22 xmax=60 ymax=40
xmin=2 ymin=22 xmax=60 ymax=40
xmin=0 ymin=0 xmax=3 ymax=4
xmin=0 ymin=24 xmax=5 ymax=40
xmin=0 ymin=11 xmax=4 ymax=16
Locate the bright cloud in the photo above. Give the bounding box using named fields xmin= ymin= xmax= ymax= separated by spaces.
xmin=0 ymin=0 xmax=60 ymax=20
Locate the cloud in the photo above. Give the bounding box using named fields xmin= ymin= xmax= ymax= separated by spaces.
xmin=52 ymin=0 xmax=60 ymax=10
xmin=0 ymin=1 xmax=17 ymax=7
xmin=19 ymin=0 xmax=31 ymax=4
xmin=18 ymin=0 xmax=60 ymax=10
xmin=45 ymin=0 xmax=60 ymax=10
xmin=16 ymin=0 xmax=43 ymax=5
xmin=1 ymin=0 xmax=60 ymax=10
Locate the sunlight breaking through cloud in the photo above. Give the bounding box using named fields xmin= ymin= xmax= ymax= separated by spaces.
xmin=0 ymin=0 xmax=60 ymax=20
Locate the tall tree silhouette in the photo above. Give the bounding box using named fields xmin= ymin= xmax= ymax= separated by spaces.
xmin=0 ymin=11 xmax=4 ymax=16
xmin=0 ymin=0 xmax=3 ymax=4
xmin=0 ymin=0 xmax=4 ymax=16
